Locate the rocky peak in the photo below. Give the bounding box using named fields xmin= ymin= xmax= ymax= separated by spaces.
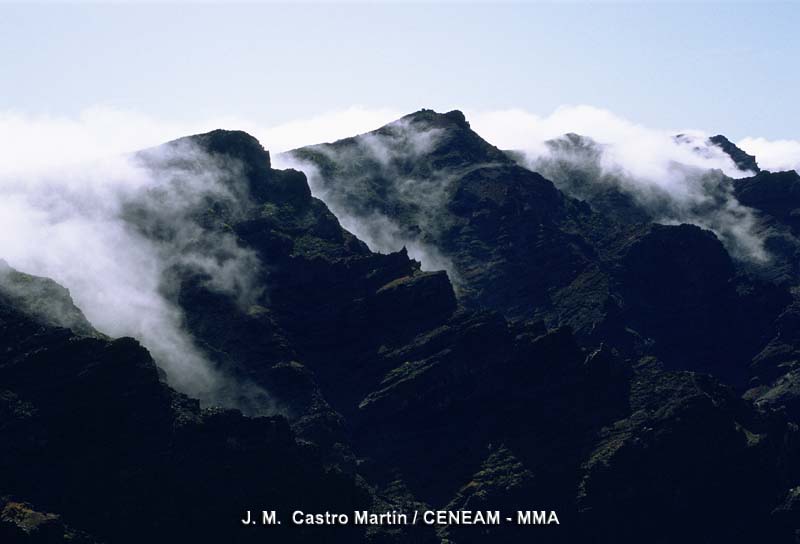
xmin=293 ymin=108 xmax=509 ymax=175
xmin=4 ymin=117 xmax=800 ymax=544
xmin=0 ymin=262 xmax=98 ymax=338
xmin=710 ymin=134 xmax=760 ymax=173
xmin=400 ymin=108 xmax=470 ymax=130
xmin=181 ymin=129 xmax=272 ymax=170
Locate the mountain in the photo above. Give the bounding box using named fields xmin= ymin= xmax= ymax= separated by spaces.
xmin=0 ymin=263 xmax=371 ymax=544
xmin=287 ymin=109 xmax=597 ymax=320
xmin=286 ymin=111 xmax=786 ymax=386
xmin=2 ymin=118 xmax=800 ymax=543
xmin=710 ymin=134 xmax=761 ymax=173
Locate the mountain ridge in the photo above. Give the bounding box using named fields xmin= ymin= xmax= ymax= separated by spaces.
xmin=3 ymin=114 xmax=800 ymax=542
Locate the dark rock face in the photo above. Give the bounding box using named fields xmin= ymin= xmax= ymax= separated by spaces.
xmin=0 ymin=497 xmax=99 ymax=543
xmin=735 ymin=170 xmax=800 ymax=236
xmin=287 ymin=110 xmax=600 ymax=323
xmin=577 ymin=360 xmax=796 ymax=544
xmin=0 ymin=268 xmax=371 ymax=544
xmin=509 ymin=133 xmax=660 ymax=226
xmin=2 ymin=118 xmax=800 ymax=543
xmin=0 ymin=261 xmax=98 ymax=338
xmin=287 ymin=111 xmax=786 ymax=383
xmin=710 ymin=134 xmax=761 ymax=173
xmin=609 ymin=223 xmax=787 ymax=385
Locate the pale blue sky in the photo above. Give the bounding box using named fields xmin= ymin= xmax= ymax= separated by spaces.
xmin=1 ymin=2 xmax=798 ymax=140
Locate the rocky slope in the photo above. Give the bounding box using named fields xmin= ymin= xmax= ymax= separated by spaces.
xmin=286 ymin=112 xmax=787 ymax=386
xmin=0 ymin=265 xmax=374 ymax=544
xmin=2 ymin=121 xmax=800 ymax=543
xmin=710 ymin=134 xmax=761 ymax=173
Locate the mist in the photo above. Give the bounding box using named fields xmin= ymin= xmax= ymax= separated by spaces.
xmin=276 ymin=106 xmax=796 ymax=275
xmin=467 ymin=106 xmax=773 ymax=262
xmin=1 ymin=104 xmax=798 ymax=409
xmin=0 ymin=136 xmax=270 ymax=413
xmin=275 ymin=117 xmax=460 ymax=280
xmin=738 ymin=137 xmax=800 ymax=173
xmin=0 ymin=106 xmax=403 ymax=176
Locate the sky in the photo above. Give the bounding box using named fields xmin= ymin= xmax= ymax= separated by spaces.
xmin=1 ymin=2 xmax=798 ymax=143
xmin=0 ymin=0 xmax=798 ymax=405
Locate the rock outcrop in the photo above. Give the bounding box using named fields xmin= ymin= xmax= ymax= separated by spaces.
xmin=2 ymin=116 xmax=800 ymax=543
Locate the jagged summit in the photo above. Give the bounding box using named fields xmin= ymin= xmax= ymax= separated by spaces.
xmin=710 ymin=134 xmax=760 ymax=173
xmin=292 ymin=108 xmax=508 ymax=171
xmin=0 ymin=262 xmax=99 ymax=337
xmin=4 ymin=120 xmax=800 ymax=543
xmin=171 ymin=128 xmax=272 ymax=169
xmin=399 ymin=108 xmax=471 ymax=129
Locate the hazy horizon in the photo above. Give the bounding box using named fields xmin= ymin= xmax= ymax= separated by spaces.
xmin=2 ymin=2 xmax=798 ymax=143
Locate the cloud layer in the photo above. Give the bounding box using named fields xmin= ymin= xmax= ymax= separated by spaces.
xmin=276 ymin=117 xmax=458 ymax=278
xmin=738 ymin=137 xmax=800 ymax=173
xmin=0 ymin=132 xmax=271 ymax=412
xmin=0 ymin=103 xmax=796 ymax=408
xmin=2 ymin=104 xmax=796 ymax=178
xmin=0 ymin=106 xmax=403 ymax=177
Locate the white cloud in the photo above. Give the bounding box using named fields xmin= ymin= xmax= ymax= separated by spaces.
xmin=465 ymin=106 xmax=778 ymax=261
xmin=3 ymin=103 xmax=795 ymax=180
xmin=0 ymin=103 xmax=797 ymax=402
xmin=0 ymin=133 xmax=272 ymax=413
xmin=253 ymin=106 xmax=403 ymax=151
xmin=467 ymin=105 xmax=750 ymax=183
xmin=0 ymin=104 xmax=404 ymax=413
xmin=0 ymin=106 xmax=403 ymax=178
xmin=738 ymin=137 xmax=800 ymax=173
